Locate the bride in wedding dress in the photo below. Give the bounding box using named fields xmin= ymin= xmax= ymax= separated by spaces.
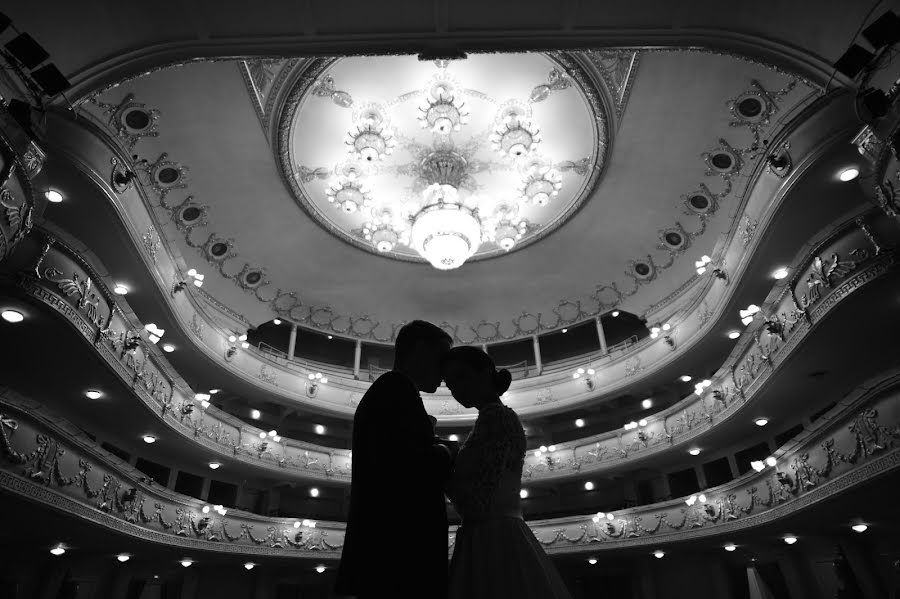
xmin=442 ymin=346 xmax=573 ymax=599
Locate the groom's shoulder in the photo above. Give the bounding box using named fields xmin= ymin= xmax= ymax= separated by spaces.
xmin=362 ymin=371 xmax=415 ymax=401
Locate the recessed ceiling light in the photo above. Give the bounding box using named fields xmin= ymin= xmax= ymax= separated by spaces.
xmin=839 ymin=167 xmax=859 ymax=182
xmin=588 ymin=557 xmax=598 ymax=565
xmin=180 ymin=559 xmax=193 ymax=568
xmin=117 ymin=554 xmax=130 ymax=562
xmin=771 ymin=267 xmax=789 ymax=280
xmin=754 ymin=418 xmax=769 ymax=427
xmin=315 ymin=565 xmax=326 ymax=574
xmin=208 ymin=462 xmax=220 ymax=470
xmin=783 ymin=536 xmax=797 ymax=545
xmin=315 ymin=424 xmax=326 ymax=435
xmin=724 ymin=543 xmax=736 ymax=552
xmin=113 ymin=284 xmax=129 ymax=295
xmin=50 ymin=545 xmax=66 ymax=556
xmin=653 ymin=550 xmax=665 ymax=559
xmin=1 ymin=309 xmax=24 ymax=323
xmin=612 ymin=311 xmax=620 ymax=317
xmin=273 ymin=319 xmax=282 ymax=325
xmin=161 ymin=344 xmax=175 ymax=353
xmin=45 ymin=189 xmax=63 ymax=203
xmin=679 ymin=375 xmax=692 ymax=382
xmin=142 ymin=435 xmax=156 ymax=444
xmin=728 ymin=330 xmax=741 ymax=339
xmin=85 ymin=389 xmax=103 ymax=400
xmin=561 ymin=328 xmax=568 ymax=333
xmin=244 ymin=562 xmax=255 ymax=570
xmin=688 ymin=448 xmax=701 ymax=456
xmin=250 ymin=409 xmax=261 ymax=420
xmin=575 ymin=418 xmax=585 ymax=428
xmin=642 ymin=398 xmax=652 ymax=409
xmin=309 ymin=487 xmax=319 ymax=497
xmin=584 ymin=481 xmax=594 ymax=491
xmin=519 ymin=489 xmax=529 ymax=499
xmin=851 ymin=524 xmax=868 ymax=533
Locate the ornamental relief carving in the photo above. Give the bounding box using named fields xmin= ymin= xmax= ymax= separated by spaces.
xmin=5 ymin=209 xmax=898 ymax=483
xmin=91 ymin=55 xmax=815 ymax=343
xmin=2 ymin=364 xmax=899 ymax=556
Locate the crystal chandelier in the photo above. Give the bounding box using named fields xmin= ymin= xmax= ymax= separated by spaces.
xmin=322 ymin=71 xmax=570 ymax=270
xmin=410 ymin=185 xmax=482 ymax=270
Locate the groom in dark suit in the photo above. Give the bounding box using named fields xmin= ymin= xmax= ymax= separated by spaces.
xmin=335 ymin=320 xmax=456 ymax=599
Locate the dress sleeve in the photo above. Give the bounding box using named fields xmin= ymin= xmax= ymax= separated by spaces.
xmin=448 ymin=404 xmax=525 ymax=519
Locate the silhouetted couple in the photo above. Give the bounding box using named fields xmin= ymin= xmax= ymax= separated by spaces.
xmin=335 ymin=320 xmax=572 ymax=599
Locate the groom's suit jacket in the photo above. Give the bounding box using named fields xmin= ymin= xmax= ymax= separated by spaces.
xmin=335 ymin=371 xmax=452 ymax=598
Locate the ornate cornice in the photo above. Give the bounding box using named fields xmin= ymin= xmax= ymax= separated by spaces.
xmin=3 ymin=365 xmax=899 ymax=558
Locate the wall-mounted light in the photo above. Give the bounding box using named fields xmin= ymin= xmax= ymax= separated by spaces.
xmin=244 ymin=562 xmax=255 ymax=570
xmin=572 ymin=367 xmax=597 ymax=390
xmin=309 ymin=487 xmax=319 ymax=498
xmin=520 ymin=489 xmax=529 ymax=499
xmin=754 ymin=418 xmax=769 ymax=427
xmin=208 ymin=462 xmax=220 ymax=470
xmin=315 ymin=565 xmax=326 ymax=574
xmin=694 ymin=380 xmax=712 ymax=396
xmin=724 ymin=544 xmax=736 ymax=552
xmin=180 ymin=559 xmax=193 ymax=568
xmin=851 ymin=524 xmax=868 ymax=533
xmin=142 ymin=435 xmax=156 ymax=444
xmin=728 ymin=330 xmax=741 ymax=340
xmin=85 ymin=389 xmax=103 ymax=400
xmin=117 ymin=554 xmax=130 ymax=562
xmin=695 ymin=255 xmax=712 ymax=275
xmin=653 ymin=550 xmax=665 ymax=559
xmin=315 ymin=424 xmax=326 ymax=435
xmin=689 ymin=448 xmax=701 ymax=456
xmin=45 ymin=189 xmax=64 ymax=203
xmin=250 ymin=409 xmax=261 ymax=420
xmin=641 ymin=398 xmax=653 ymax=409
xmin=162 ymin=344 xmax=175 ymax=353
xmin=592 ymin=512 xmax=606 ymax=522
xmin=113 ymin=284 xmax=129 ymax=295
xmin=765 ymin=456 xmax=777 ymax=467
xmin=750 ymin=460 xmax=765 ymax=472
xmin=679 ymin=375 xmax=692 ymax=382
xmin=783 ymin=536 xmax=797 ymax=545
xmin=575 ymin=418 xmax=585 ymax=428
xmin=195 ymin=393 xmax=211 ymax=408
xmin=584 ymin=481 xmax=594 ymax=491
xmin=611 ymin=311 xmax=620 ymax=317
xmin=771 ymin=267 xmax=789 ymax=280
xmin=273 ymin=319 xmax=282 ymax=325
xmin=186 ymin=269 xmax=204 ymax=287
xmin=50 ymin=544 xmax=66 ymax=556
xmin=588 ymin=558 xmax=598 ymax=565
xmin=740 ymin=304 xmax=760 ymax=326
xmin=448 ymin=434 xmax=459 ymax=441
xmin=548 ymin=445 xmax=557 ymax=452
xmin=144 ymin=323 xmax=165 ymax=344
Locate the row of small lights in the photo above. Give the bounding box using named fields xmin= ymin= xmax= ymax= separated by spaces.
xmin=585 ymin=522 xmax=870 ymax=564
xmin=46 ymin=544 xmax=328 ymax=572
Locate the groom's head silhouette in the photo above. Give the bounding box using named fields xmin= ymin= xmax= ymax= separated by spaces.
xmin=393 ymin=320 xmax=453 ymax=393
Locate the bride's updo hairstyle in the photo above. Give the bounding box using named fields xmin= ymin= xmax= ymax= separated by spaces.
xmin=445 ymin=346 xmax=513 ymax=395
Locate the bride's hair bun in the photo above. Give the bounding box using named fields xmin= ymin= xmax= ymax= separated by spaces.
xmin=493 ymin=368 xmax=512 ymax=395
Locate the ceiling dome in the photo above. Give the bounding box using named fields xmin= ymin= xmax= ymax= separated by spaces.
xmin=281 ymin=53 xmax=608 ymax=268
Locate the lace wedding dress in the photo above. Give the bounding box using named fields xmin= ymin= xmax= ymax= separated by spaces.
xmin=447 ymin=402 xmax=573 ymax=599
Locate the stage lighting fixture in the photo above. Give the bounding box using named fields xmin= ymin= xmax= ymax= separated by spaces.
xmin=31 ymin=64 xmax=70 ymax=96
xmin=5 ymin=33 xmax=49 ymax=69
xmin=862 ymin=11 xmax=900 ymax=48
xmin=834 ymin=44 xmax=874 ymax=79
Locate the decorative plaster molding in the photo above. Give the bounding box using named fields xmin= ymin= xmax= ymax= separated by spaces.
xmin=2 ymin=209 xmax=896 ymax=485
xmin=2 ymin=364 xmax=899 ymax=558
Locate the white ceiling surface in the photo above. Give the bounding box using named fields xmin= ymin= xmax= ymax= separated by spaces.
xmin=289 ymin=53 xmax=597 ymax=261
xmin=101 ymin=51 xmax=812 ymax=334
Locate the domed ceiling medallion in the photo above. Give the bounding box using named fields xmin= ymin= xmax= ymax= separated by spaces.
xmin=283 ymin=53 xmax=608 ymax=269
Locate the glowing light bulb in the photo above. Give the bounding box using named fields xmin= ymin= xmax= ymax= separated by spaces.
xmin=244 ymin=562 xmax=255 ymax=570
xmin=117 ymin=554 xmax=130 ymax=562
xmin=85 ymin=389 xmax=103 ymax=400
xmin=653 ymin=550 xmax=665 ymax=559
xmin=852 ymin=524 xmax=868 ymax=533
xmin=181 ymin=559 xmax=193 ymax=568
xmin=520 ymin=489 xmax=529 ymax=499
xmin=783 ymin=536 xmax=797 ymax=545
xmin=724 ymin=544 xmax=736 ymax=552
xmin=575 ymin=418 xmax=585 ymax=428
xmin=50 ymin=545 xmax=66 ymax=556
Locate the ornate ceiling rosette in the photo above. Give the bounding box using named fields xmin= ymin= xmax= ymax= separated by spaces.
xmin=278 ymin=53 xmax=609 ymax=269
